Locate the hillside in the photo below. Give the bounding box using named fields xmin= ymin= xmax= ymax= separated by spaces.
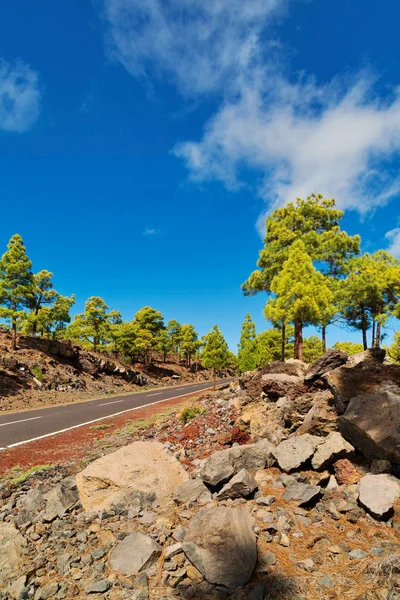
xmin=0 ymin=331 xmax=226 ymax=412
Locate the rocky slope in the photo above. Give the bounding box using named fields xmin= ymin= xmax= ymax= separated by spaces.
xmin=0 ymin=349 xmax=399 ymax=599
xmin=0 ymin=332 xmax=222 ymax=412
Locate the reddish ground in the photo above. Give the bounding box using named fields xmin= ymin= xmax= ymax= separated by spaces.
xmin=0 ymin=391 xmax=203 ymax=477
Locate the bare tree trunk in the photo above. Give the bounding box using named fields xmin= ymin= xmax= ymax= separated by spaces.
xmin=376 ymin=320 xmax=381 ymax=349
xmin=321 ymin=325 xmax=327 ymax=354
xmin=371 ymin=320 xmax=376 ymax=348
xmin=11 ymin=318 xmax=17 ymax=351
xmin=362 ymin=327 xmax=367 ymax=350
xmin=281 ymin=322 xmax=286 ymax=362
xmin=213 ymin=370 xmax=216 ymax=391
xmin=294 ymin=320 xmax=303 ymax=361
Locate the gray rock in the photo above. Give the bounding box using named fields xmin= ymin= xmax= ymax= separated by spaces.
xmin=43 ymin=482 xmax=79 ymax=521
xmin=200 ymin=440 xmax=275 ymax=487
xmin=358 ymin=474 xmax=399 ymax=518
xmin=109 ymin=532 xmax=161 ymax=574
xmin=349 ymin=548 xmax=369 ymax=560
xmin=34 ymin=583 xmax=60 ymax=600
xmin=305 ymin=350 xmax=348 ymax=382
xmin=371 ymin=459 xmax=392 ymax=474
xmin=182 ymin=506 xmax=257 ymax=590
xmin=317 ymin=575 xmax=335 ymax=589
xmin=173 ymin=479 xmax=211 ymax=505
xmin=84 ymin=580 xmax=111 ymax=594
xmin=311 ymin=432 xmax=354 ymax=470
xmin=165 ymin=543 xmax=183 ymax=560
xmin=217 ymin=469 xmax=258 ymax=500
xmin=259 ymin=551 xmax=276 ymax=566
xmin=256 ymin=495 xmax=276 ymax=506
xmin=283 ymin=483 xmax=321 ymax=506
xmin=272 ymin=434 xmax=322 ymax=472
xmin=9 ymin=576 xmax=28 ymax=600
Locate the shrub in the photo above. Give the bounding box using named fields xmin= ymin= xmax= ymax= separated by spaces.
xmin=31 ymin=365 xmax=44 ymax=381
xmin=179 ymin=405 xmax=204 ymax=424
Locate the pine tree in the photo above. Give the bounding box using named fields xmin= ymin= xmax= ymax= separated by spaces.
xmin=28 ymin=270 xmax=59 ymax=335
xmin=201 ymin=325 xmax=229 ymax=388
xmin=66 ymin=296 xmax=121 ymax=351
xmin=180 ymin=324 xmax=201 ymax=367
xmin=0 ymin=234 xmax=34 ymax=350
xmin=265 ymin=240 xmax=334 ymax=360
xmin=237 ymin=313 xmax=258 ymax=373
xmin=243 ymin=194 xmax=360 ymax=347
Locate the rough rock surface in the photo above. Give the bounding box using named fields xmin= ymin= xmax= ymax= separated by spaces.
xmin=109 ymin=532 xmax=161 ymax=574
xmin=0 ymin=523 xmax=27 ymax=588
xmin=240 ymin=361 xmax=309 ymax=400
xmin=339 ymin=381 xmax=400 ymax=464
xmin=311 ymin=432 xmax=354 ymax=470
xmin=272 ymin=434 xmax=322 ymax=472
xmin=217 ymin=469 xmax=257 ymax=500
xmin=305 ymin=350 xmax=348 ymax=383
xmin=182 ymin=507 xmax=257 ymax=590
xmin=173 ymin=479 xmax=211 ymax=505
xmin=358 ymin=474 xmax=399 ymax=518
xmin=283 ymin=483 xmax=321 ymax=505
xmin=76 ymin=441 xmax=188 ymax=512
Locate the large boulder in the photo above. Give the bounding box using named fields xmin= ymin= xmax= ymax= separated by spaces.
xmin=109 ymin=532 xmax=161 ymax=574
xmin=182 ymin=507 xmax=257 ymax=590
xmin=283 ymin=389 xmax=336 ymax=436
xmin=358 ymin=474 xmax=399 ymax=519
xmin=304 ymin=350 xmax=348 ymax=383
xmin=200 ymin=440 xmax=275 ymax=488
xmin=240 ymin=362 xmax=308 ymax=400
xmin=260 ymin=373 xmax=307 ymax=402
xmin=0 ymin=523 xmax=27 ymax=588
xmin=216 ymin=469 xmax=258 ymax=500
xmin=236 ymin=402 xmax=286 ymax=445
xmin=76 ymin=441 xmax=188 ymax=512
xmin=324 ymin=351 xmax=393 ymax=414
xmin=311 ymin=432 xmax=354 ymax=470
xmin=338 ymin=381 xmax=400 ymax=465
xmin=272 ymin=434 xmax=322 ymax=472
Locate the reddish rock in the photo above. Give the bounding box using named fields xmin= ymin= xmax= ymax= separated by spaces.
xmin=230 ymin=427 xmax=250 ymax=445
xmin=217 ymin=432 xmax=232 ymax=446
xmin=333 ymin=459 xmax=359 ymax=485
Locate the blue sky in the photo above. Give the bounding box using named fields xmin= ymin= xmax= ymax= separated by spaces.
xmin=1 ymin=0 xmax=400 ymax=351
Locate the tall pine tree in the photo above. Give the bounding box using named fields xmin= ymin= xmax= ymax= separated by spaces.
xmin=237 ymin=313 xmax=258 ymax=374
xmin=0 ymin=234 xmax=34 ymax=350
xmin=201 ymin=325 xmax=229 ymax=388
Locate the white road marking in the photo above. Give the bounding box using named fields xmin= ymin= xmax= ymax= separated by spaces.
xmin=98 ymin=399 xmax=125 ymax=407
xmin=0 ymin=416 xmax=42 ymax=428
xmin=147 ymin=392 xmax=162 ymax=397
xmin=1 ymin=384 xmax=220 ymax=449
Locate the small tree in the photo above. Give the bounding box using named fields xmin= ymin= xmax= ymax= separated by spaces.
xmin=265 ymin=240 xmax=334 ymax=360
xmin=333 ymin=341 xmax=363 ymax=355
xmin=180 ymin=324 xmax=201 ymax=367
xmin=201 ymin=325 xmax=229 ymax=388
xmin=167 ymin=319 xmax=183 ymax=361
xmin=132 ymin=307 xmax=165 ymax=364
xmin=237 ymin=313 xmax=258 ymax=374
xmin=66 ymin=296 xmax=121 ymax=351
xmin=29 ymin=270 xmax=59 ymax=335
xmin=256 ymin=326 xmax=294 ymax=366
xmin=0 ymin=234 xmax=34 ymax=350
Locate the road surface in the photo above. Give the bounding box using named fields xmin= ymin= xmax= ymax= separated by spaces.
xmin=0 ymin=379 xmax=230 ymax=449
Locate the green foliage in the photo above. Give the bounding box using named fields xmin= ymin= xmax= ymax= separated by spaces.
xmin=0 ymin=234 xmax=35 ymax=349
xmin=201 ymin=325 xmax=229 ymax=375
xmin=333 ymin=341 xmax=364 ymax=355
xmin=31 ymin=365 xmax=44 ymax=381
xmin=265 ymin=240 xmax=334 ymax=360
xmin=179 ymin=405 xmax=204 ymax=424
xmin=66 ymin=296 xmax=122 ymax=351
xmin=180 ymin=323 xmax=202 ymax=367
xmin=167 ymin=319 xmax=183 ymax=354
xmin=256 ymin=326 xmax=294 ymax=366
xmin=132 ymin=306 xmax=165 ymax=364
xmin=237 ymin=313 xmax=258 ymax=373
xmin=387 ymin=331 xmax=400 ymax=363
xmin=302 ymin=336 xmax=323 ymax=363
xmin=9 ymin=464 xmax=53 ymax=485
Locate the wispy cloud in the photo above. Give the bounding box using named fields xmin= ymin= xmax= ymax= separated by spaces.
xmin=142 ymin=227 xmax=160 ymax=236
xmin=0 ymin=59 xmax=41 ymax=132
xmin=102 ymin=0 xmax=400 ymax=229
xmin=385 ymin=228 xmax=400 ymax=257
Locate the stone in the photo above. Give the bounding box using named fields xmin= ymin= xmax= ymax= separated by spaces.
xmin=217 ymin=469 xmax=257 ymax=500
xmin=34 ymin=583 xmax=59 ymax=600
xmin=338 ymin=380 xmax=400 ymax=463
xmin=9 ymin=576 xmax=28 ymax=600
xmin=43 ymin=481 xmax=79 ymax=521
xmin=305 ymin=350 xmax=348 ymax=383
xmin=297 ymin=558 xmax=315 ymax=572
xmin=358 ymin=474 xmax=399 ymax=518
xmin=76 ymin=441 xmax=188 ymax=512
xmin=182 ymin=506 xmax=257 ymax=590
xmin=311 ymin=432 xmax=354 ymax=470
xmin=109 ymin=532 xmax=161 ymax=574
xmin=84 ymin=580 xmax=111 ymax=594
xmin=173 ymin=479 xmax=211 ymax=505
xmin=317 ymin=575 xmax=335 ymax=589
xmin=283 ymin=483 xmax=321 ymax=506
xmin=260 ymin=373 xmax=307 ymax=401
xmin=200 ymin=440 xmax=275 ymax=487
xmin=256 ymin=495 xmax=276 ymax=506
xmin=371 ymin=459 xmax=392 ymax=474
xmin=165 ymin=543 xmax=183 ymax=560
xmin=240 ymin=361 xmax=308 ymax=400
xmin=0 ymin=523 xmax=27 ymax=588
xmin=334 ymin=458 xmax=359 ymax=485
xmin=259 ymin=551 xmax=276 ymax=566
xmin=272 ymin=434 xmax=322 ymax=472
xmin=349 ymin=548 xmax=369 ymax=560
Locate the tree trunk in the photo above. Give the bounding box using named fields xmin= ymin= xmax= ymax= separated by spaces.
xmin=321 ymin=325 xmax=327 ymax=354
xmin=294 ymin=320 xmax=303 ymax=361
xmin=371 ymin=320 xmax=376 ymax=348
xmin=213 ymin=370 xmax=216 ymax=391
xmin=376 ymin=320 xmax=381 ymax=349
xmin=362 ymin=327 xmax=367 ymax=350
xmin=11 ymin=317 xmax=17 ymax=351
xmin=163 ymin=349 xmax=167 ymax=363
xmin=281 ymin=322 xmax=286 ymax=362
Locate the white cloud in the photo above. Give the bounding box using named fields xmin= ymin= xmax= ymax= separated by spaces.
xmin=142 ymin=227 xmax=159 ymax=236
xmin=102 ymin=0 xmax=400 ymax=228
xmin=385 ymin=228 xmax=400 ymax=257
xmin=0 ymin=59 xmax=40 ymax=132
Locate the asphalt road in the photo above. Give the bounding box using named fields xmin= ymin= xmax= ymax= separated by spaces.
xmin=0 ymin=379 xmax=230 ymax=449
